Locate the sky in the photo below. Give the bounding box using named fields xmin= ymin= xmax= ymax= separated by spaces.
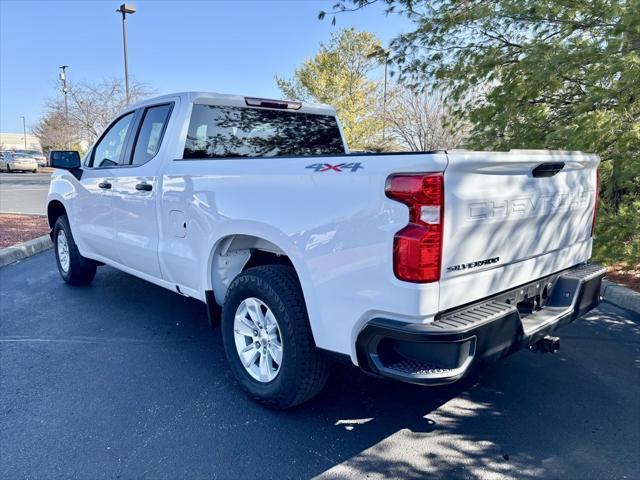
xmin=0 ymin=0 xmax=413 ymax=133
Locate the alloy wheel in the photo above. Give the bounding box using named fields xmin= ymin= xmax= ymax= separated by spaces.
xmin=233 ymin=297 xmax=283 ymax=382
xmin=57 ymin=230 xmax=70 ymax=273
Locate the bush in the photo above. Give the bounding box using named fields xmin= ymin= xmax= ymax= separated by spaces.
xmin=592 ymin=198 xmax=640 ymax=270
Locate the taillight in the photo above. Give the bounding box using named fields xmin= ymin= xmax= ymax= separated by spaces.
xmin=591 ymin=169 xmax=600 ymax=236
xmin=385 ymin=173 xmax=444 ymax=283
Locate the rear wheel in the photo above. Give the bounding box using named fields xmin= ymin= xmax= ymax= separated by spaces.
xmin=221 ymin=265 xmax=330 ymax=409
xmin=54 ymin=215 xmax=97 ymax=285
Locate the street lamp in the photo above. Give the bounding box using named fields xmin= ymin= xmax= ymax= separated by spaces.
xmin=59 ymin=65 xmax=70 ymax=149
xmin=20 ymin=116 xmax=27 ymax=149
xmin=116 ymin=3 xmax=136 ymax=105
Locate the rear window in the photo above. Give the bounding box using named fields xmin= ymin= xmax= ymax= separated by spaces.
xmin=183 ymin=104 xmax=345 ymax=159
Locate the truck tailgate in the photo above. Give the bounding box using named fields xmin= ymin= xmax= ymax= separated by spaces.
xmin=439 ymin=150 xmax=599 ymax=311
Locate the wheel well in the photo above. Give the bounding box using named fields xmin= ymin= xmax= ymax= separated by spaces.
xmin=47 ymin=201 xmax=66 ymax=231
xmin=243 ymin=249 xmax=294 ymax=271
xmin=210 ymin=235 xmax=297 ymax=305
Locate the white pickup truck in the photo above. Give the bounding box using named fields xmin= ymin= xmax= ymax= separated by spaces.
xmin=47 ymin=92 xmax=605 ymax=408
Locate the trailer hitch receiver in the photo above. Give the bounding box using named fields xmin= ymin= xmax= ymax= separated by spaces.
xmin=529 ymin=335 xmax=560 ymax=353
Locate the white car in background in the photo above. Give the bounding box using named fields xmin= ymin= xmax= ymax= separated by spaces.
xmin=15 ymin=149 xmax=47 ymax=167
xmin=0 ymin=151 xmax=38 ymax=173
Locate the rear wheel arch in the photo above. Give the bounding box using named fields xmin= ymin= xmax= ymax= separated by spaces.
xmin=209 ymin=234 xmax=303 ymax=307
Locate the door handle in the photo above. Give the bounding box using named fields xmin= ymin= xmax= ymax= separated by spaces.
xmin=98 ymin=181 xmax=112 ymax=190
xmin=135 ymin=182 xmax=153 ymax=191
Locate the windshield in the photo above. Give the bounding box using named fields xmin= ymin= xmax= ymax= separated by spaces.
xmin=183 ymin=105 xmax=345 ymax=159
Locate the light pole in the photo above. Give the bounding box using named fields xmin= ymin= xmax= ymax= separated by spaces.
xmin=59 ymin=65 xmax=70 ymax=149
xmin=117 ymin=3 xmax=136 ymax=105
xmin=20 ymin=116 xmax=27 ymax=149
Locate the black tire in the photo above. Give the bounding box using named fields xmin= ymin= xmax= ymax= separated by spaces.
xmin=221 ymin=265 xmax=330 ymax=409
xmin=32 ymin=169 xmax=37 ymax=173
xmin=53 ymin=215 xmax=97 ymax=286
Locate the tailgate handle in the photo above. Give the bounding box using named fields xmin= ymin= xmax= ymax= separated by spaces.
xmin=532 ymin=162 xmax=565 ymax=177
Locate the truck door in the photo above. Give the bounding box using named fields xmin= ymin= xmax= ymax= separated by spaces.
xmin=72 ymin=112 xmax=136 ymax=261
xmin=110 ymin=103 xmax=174 ymax=279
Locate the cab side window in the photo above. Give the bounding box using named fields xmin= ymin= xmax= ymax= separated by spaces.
xmin=91 ymin=112 xmax=135 ymax=167
xmin=131 ymin=104 xmax=172 ymax=166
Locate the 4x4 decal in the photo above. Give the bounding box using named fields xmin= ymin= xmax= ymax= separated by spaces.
xmin=305 ymin=162 xmax=363 ymax=172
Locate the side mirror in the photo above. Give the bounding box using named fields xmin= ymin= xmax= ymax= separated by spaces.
xmin=49 ymin=150 xmax=81 ymax=170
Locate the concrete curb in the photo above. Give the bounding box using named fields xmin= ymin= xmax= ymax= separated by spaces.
xmin=0 ymin=235 xmax=53 ymax=268
xmin=601 ymin=279 xmax=640 ymax=315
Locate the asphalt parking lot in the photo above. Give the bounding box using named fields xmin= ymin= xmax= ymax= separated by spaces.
xmin=0 ymin=172 xmax=50 ymax=215
xmin=1 ymin=251 xmax=639 ymax=480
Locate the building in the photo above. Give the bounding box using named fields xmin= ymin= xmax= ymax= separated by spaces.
xmin=0 ymin=132 xmax=42 ymax=151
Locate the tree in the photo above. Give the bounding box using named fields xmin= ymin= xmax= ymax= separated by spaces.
xmin=324 ymin=0 xmax=640 ymax=268
xmin=34 ymin=77 xmax=153 ymax=152
xmin=276 ymin=28 xmax=385 ymax=150
xmin=384 ymin=86 xmax=467 ymax=151
xmin=32 ymin=110 xmax=71 ymax=153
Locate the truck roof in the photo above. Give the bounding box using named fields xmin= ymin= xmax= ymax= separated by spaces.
xmin=126 ymin=91 xmax=337 ymax=116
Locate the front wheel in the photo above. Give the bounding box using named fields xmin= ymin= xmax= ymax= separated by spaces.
xmin=53 ymin=215 xmax=97 ymax=285
xmin=221 ymin=265 xmax=330 ymax=409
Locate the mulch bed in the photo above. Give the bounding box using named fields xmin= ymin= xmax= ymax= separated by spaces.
xmin=606 ymin=265 xmax=640 ymax=293
xmin=0 ymin=214 xmax=50 ymax=248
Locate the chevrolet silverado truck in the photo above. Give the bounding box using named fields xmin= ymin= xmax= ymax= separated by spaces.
xmin=47 ymin=92 xmax=605 ymax=409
